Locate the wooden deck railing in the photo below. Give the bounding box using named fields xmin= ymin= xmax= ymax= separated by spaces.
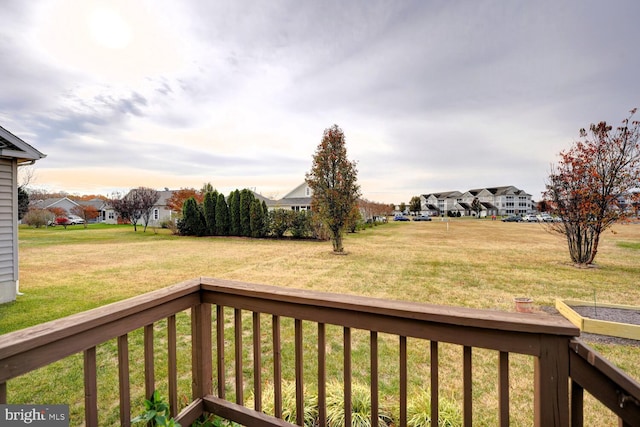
xmin=1 ymin=277 xmax=639 ymax=426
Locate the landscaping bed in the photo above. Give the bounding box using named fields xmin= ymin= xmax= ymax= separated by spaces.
xmin=555 ymin=299 xmax=640 ymax=345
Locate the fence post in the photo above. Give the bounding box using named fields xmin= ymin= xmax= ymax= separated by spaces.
xmin=534 ymin=336 xmax=570 ymax=426
xmin=192 ymin=302 xmax=213 ymax=399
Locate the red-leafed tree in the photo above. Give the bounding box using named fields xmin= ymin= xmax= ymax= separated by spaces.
xmin=71 ymin=204 xmax=100 ymax=229
xmin=306 ymin=124 xmax=360 ymax=252
xmin=166 ymin=188 xmax=203 ymax=214
xmin=544 ymin=109 xmax=640 ymax=265
xmin=48 ymin=206 xmax=66 ymax=218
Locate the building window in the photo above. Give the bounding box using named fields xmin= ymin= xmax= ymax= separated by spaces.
xmin=108 ymin=211 xmax=114 ymax=219
xmin=153 ymin=209 xmax=159 ymax=220
xmin=305 ymin=187 xmax=310 ymax=196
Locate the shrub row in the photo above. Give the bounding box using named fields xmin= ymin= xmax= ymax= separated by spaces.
xmin=177 ymin=189 xmax=328 ymax=240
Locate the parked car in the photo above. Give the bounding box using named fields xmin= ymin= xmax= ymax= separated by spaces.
xmin=66 ymin=215 xmax=85 ymax=225
xmin=393 ymin=215 xmax=410 ymax=221
xmin=524 ymin=214 xmax=539 ymax=222
xmin=501 ymin=215 xmax=522 ymax=222
xmin=413 ymin=215 xmax=432 ymax=221
xmin=539 ymin=213 xmax=554 ymax=222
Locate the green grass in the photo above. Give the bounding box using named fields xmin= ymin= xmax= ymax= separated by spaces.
xmin=3 ymin=220 xmax=640 ymax=426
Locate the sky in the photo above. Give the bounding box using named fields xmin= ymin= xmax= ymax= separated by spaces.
xmin=1 ymin=0 xmax=639 ymax=204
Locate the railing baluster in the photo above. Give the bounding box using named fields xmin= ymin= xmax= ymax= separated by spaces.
xmin=318 ymin=323 xmax=326 ymax=427
xmin=253 ymin=312 xmax=262 ymax=412
xmin=571 ymin=379 xmax=584 ymax=427
xmin=295 ymin=319 xmax=304 ymax=426
xmin=167 ymin=315 xmax=178 ymax=418
xmin=499 ymin=351 xmax=509 ymax=427
xmin=0 ymin=381 xmax=6 ymax=404
xmin=371 ymin=331 xmax=378 ymax=427
xmin=192 ymin=303 xmax=212 ymax=399
xmin=273 ymin=314 xmax=282 ymax=418
xmin=84 ymin=346 xmax=98 ymax=427
xmin=534 ymin=336 xmax=569 ymax=426
xmin=144 ymin=324 xmax=155 ymax=399
xmin=217 ymin=305 xmax=225 ymax=399
xmin=400 ymin=335 xmax=407 ymax=427
xmin=463 ymin=346 xmax=472 ymax=427
xmin=431 ymin=341 xmax=439 ymax=425
xmin=344 ymin=327 xmax=352 ymax=427
xmin=234 ymin=308 xmax=243 ymax=405
xmin=118 ymin=334 xmax=131 ymax=427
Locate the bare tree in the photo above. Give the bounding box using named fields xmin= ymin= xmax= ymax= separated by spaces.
xmin=110 ymin=187 xmax=160 ymax=232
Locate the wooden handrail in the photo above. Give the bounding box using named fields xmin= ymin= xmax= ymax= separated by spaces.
xmin=2 ymin=278 xmax=639 ymax=426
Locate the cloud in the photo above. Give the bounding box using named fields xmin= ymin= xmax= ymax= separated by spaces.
xmin=1 ymin=0 xmax=640 ymax=203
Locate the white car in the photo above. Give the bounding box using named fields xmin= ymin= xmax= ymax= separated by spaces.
xmin=66 ymin=215 xmax=85 ymax=225
xmin=524 ymin=214 xmax=539 ymax=222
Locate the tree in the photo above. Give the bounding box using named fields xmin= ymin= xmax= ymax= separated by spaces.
xmin=215 ymin=193 xmax=229 ymax=236
xmin=239 ymin=189 xmax=254 ymax=237
xmin=111 ymin=187 xmax=160 ymax=232
xmin=270 ymin=209 xmax=293 ymax=238
xmin=55 ymin=216 xmax=71 ymax=229
xmin=203 ymin=190 xmax=218 ymax=236
xmin=71 ymin=204 xmax=100 ymax=229
xmin=249 ymin=199 xmax=266 ymax=238
xmin=399 ymin=202 xmax=406 ymax=214
xmin=305 ymin=124 xmax=360 ymax=252
xmin=166 ymin=188 xmax=202 ymax=214
xmin=229 ymin=189 xmax=241 ymax=236
xmin=178 ymin=197 xmax=206 ymax=236
xmin=18 ymin=186 xmax=29 ymax=220
xmin=201 ymin=182 xmax=215 ymax=195
xmin=48 ymin=206 xmax=66 ymax=219
xmin=471 ymin=198 xmax=482 ymax=218
xmin=23 ymin=208 xmax=54 ymax=228
xmin=544 ymin=109 xmax=640 ymax=265
xmin=135 ymin=187 xmax=161 ymax=232
xmin=409 ymin=196 xmax=421 ymax=215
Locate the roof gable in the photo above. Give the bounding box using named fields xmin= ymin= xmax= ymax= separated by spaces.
xmin=282 ymin=182 xmax=312 ymax=199
xmin=0 ymin=126 xmax=46 ymax=163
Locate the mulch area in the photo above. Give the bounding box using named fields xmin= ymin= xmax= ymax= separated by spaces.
xmin=541 ymin=305 xmax=640 ymax=347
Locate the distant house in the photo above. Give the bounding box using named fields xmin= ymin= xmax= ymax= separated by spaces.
xmin=420 ymin=191 xmax=463 ymax=216
xmin=101 ymin=189 xmax=175 ymax=226
xmin=421 ymin=186 xmax=533 ymax=217
xmin=272 ymin=183 xmax=312 ymax=211
xmin=0 ymin=125 xmax=46 ymax=304
xmin=148 ymin=190 xmax=176 ymax=227
xmin=31 ymin=197 xmax=80 ymax=215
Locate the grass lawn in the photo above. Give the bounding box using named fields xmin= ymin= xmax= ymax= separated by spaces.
xmin=2 ymin=219 xmax=640 ymax=425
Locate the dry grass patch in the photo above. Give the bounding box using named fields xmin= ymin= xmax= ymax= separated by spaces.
xmin=2 ymin=220 xmax=640 ymax=425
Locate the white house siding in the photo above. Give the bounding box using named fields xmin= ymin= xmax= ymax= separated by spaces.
xmin=0 ymin=159 xmax=17 ymax=304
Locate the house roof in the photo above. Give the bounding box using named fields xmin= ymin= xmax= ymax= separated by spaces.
xmin=467 ymin=186 xmax=531 ymax=197
xmin=275 ymin=197 xmax=312 ymax=207
xmin=0 ymin=125 xmax=46 ymax=163
xmin=481 ymin=202 xmax=498 ymax=210
xmin=32 ymin=197 xmax=80 ymax=209
xmin=423 ymin=191 xmax=462 ymax=199
xmin=78 ymin=198 xmax=106 ymax=210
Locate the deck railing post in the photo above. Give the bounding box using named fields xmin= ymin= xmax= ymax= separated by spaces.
xmin=534 ymin=336 xmax=570 ymax=427
xmin=192 ymin=302 xmax=213 ymax=399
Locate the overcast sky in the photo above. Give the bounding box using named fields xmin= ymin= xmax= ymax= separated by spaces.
xmin=1 ymin=0 xmax=638 ymax=203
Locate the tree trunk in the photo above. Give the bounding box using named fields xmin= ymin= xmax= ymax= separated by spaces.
xmin=331 ymin=231 xmax=344 ymax=252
